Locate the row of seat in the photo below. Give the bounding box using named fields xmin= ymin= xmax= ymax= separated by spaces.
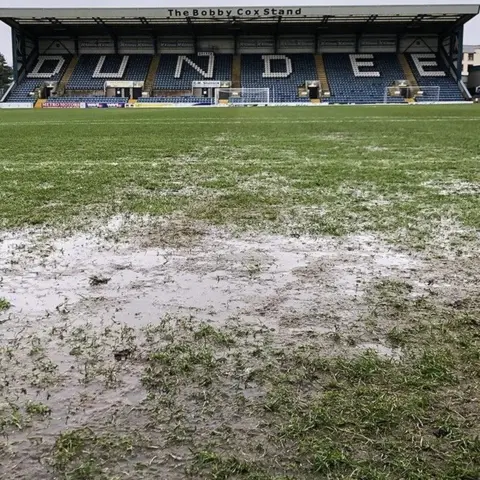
xmin=153 ymin=54 xmax=232 ymax=90
xmin=3 ymin=52 xmax=466 ymax=104
xmin=406 ymin=54 xmax=463 ymax=102
xmin=6 ymin=56 xmax=71 ymax=103
xmin=241 ymin=54 xmax=316 ymax=102
xmin=137 ymin=96 xmax=214 ymax=104
xmin=325 ymin=53 xmax=406 ymax=104
xmin=68 ymin=55 xmax=151 ymax=90
xmin=47 ymin=96 xmax=129 ymax=104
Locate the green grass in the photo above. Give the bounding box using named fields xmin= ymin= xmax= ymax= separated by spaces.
xmin=182 ymin=310 xmax=480 ymax=480
xmin=1 ymin=105 xmax=479 ymax=245
xmin=25 ymin=401 xmax=52 ymax=417
xmin=51 ymin=428 xmax=137 ymax=480
xmin=1 ymin=105 xmax=479 ymax=479
xmin=0 ymin=298 xmax=11 ymax=310
xmin=1 ymin=293 xmax=479 ymax=478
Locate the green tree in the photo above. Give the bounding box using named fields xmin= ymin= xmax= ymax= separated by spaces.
xmin=0 ymin=53 xmax=13 ymax=92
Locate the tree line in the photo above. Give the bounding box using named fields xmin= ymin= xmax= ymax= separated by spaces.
xmin=1 ymin=53 xmax=13 ymax=93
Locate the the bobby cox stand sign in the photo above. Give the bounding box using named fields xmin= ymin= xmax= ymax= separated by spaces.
xmin=167 ymin=8 xmax=303 ymax=17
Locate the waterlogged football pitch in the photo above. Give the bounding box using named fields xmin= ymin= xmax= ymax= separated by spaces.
xmin=0 ymin=105 xmax=479 ymax=479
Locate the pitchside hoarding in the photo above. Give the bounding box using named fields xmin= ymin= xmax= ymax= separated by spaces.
xmin=0 ymin=103 xmax=34 ymax=108
xmin=42 ymin=102 xmax=126 ymax=108
xmin=42 ymin=102 xmax=82 ymax=108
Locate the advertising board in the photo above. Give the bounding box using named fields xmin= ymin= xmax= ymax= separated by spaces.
xmin=134 ymin=102 xmax=211 ymax=108
xmin=0 ymin=102 xmax=34 ymax=109
xmin=85 ymin=103 xmax=126 ymax=108
xmin=42 ymin=102 xmax=82 ymax=108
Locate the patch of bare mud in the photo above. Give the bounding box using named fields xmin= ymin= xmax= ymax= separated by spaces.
xmin=1 ymin=227 xmax=420 ymax=340
xmin=415 ymin=216 xmax=480 ymax=256
xmin=421 ymin=179 xmax=480 ymax=196
xmin=1 ymin=220 xmax=479 ymax=478
xmin=2 ymin=220 xmax=477 ymax=350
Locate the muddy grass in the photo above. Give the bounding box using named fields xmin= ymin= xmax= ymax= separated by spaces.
xmin=1 ymin=216 xmax=479 ymax=479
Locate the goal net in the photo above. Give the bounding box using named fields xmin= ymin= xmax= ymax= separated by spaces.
xmin=384 ymin=85 xmax=441 ymax=104
xmin=215 ymin=88 xmax=270 ymax=105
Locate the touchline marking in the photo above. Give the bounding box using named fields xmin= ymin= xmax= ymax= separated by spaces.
xmin=0 ymin=155 xmax=464 ymax=166
xmin=1 ymin=117 xmax=479 ymax=127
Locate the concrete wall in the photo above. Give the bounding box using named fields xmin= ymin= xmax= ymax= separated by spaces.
xmin=238 ymin=36 xmax=275 ymax=54
xmin=39 ymin=38 xmax=76 ymax=55
xmin=34 ymin=34 xmax=443 ymax=57
xmin=118 ymin=37 xmax=155 ymax=55
xmin=467 ymin=65 xmax=480 ymax=89
xmin=462 ymin=48 xmax=480 ymax=77
xmin=400 ymin=36 xmax=438 ymax=53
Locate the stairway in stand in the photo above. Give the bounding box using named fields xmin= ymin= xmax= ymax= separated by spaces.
xmin=144 ymin=56 xmax=160 ymax=95
xmin=34 ymin=98 xmax=47 ymax=109
xmin=232 ymin=55 xmax=241 ymax=88
xmin=398 ymin=54 xmax=418 ymax=87
xmin=315 ymin=54 xmax=331 ymax=98
xmin=57 ymin=56 xmax=79 ymax=95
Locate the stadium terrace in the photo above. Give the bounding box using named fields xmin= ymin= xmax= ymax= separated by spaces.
xmin=0 ymin=4 xmax=479 ymax=108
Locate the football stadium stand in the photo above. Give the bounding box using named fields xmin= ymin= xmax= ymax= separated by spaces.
xmin=1 ymin=5 xmax=478 ymax=107
xmin=5 ymin=55 xmax=70 ymax=103
xmin=406 ymin=53 xmax=465 ymax=102
xmin=67 ymin=55 xmax=151 ymax=91
xmin=240 ymin=54 xmax=317 ymax=102
xmin=153 ymin=54 xmax=232 ymax=90
xmin=324 ymin=53 xmax=406 ymax=104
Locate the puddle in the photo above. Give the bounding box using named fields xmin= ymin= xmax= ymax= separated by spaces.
xmin=356 ymin=342 xmax=401 ymax=359
xmin=2 ymin=221 xmax=479 ymax=479
xmin=1 ymin=230 xmax=420 ymax=335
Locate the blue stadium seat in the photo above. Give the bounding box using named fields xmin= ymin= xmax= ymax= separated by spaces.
xmin=324 ymin=53 xmax=405 ymax=104
xmin=154 ymin=54 xmax=232 ymax=90
xmin=5 ymin=51 xmax=463 ymax=106
xmin=5 ymin=56 xmax=71 ymax=103
xmin=406 ymin=53 xmax=464 ymax=102
xmin=137 ymin=96 xmax=213 ymax=104
xmin=67 ymin=55 xmax=151 ymax=90
xmin=240 ymin=54 xmax=317 ymax=102
xmin=51 ymin=97 xmax=129 ymax=104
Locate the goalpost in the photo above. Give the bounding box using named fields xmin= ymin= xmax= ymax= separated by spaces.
xmin=215 ymin=87 xmax=270 ymax=105
xmin=384 ymin=85 xmax=441 ymax=104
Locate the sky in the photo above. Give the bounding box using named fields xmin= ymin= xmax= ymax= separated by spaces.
xmin=1 ymin=0 xmax=479 ymax=65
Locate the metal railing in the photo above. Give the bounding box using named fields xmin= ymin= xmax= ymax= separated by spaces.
xmin=0 ymin=81 xmax=16 ymax=103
